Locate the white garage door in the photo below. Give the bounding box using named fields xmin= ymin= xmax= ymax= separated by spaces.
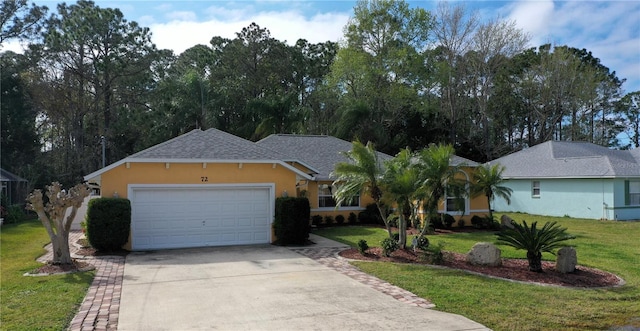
xmin=129 ymin=185 xmax=273 ymax=250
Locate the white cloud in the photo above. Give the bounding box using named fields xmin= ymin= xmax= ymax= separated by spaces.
xmin=149 ymin=10 xmax=349 ymax=55
xmin=505 ymin=0 xmax=555 ymax=46
xmin=165 ymin=11 xmax=197 ymax=22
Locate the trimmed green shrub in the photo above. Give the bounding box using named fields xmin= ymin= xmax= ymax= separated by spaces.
xmin=412 ymin=236 xmax=429 ymax=250
xmin=274 ymin=197 xmax=311 ymax=245
xmin=380 ymin=237 xmax=398 ymax=257
xmin=430 ymin=214 xmax=444 ymax=229
xmin=443 ymin=214 xmax=455 ymax=228
xmin=457 ymin=218 xmax=466 ymax=228
xmin=335 ymin=214 xmax=345 ymax=225
xmin=323 ymin=215 xmax=334 ymax=226
xmin=86 ymin=198 xmax=131 ymax=251
xmin=2 ymin=205 xmax=27 ymax=224
xmin=421 ymin=242 xmax=445 ymax=264
xmin=311 ymin=214 xmax=323 ymax=227
xmin=357 ymin=239 xmax=369 ymax=255
xmin=348 ymin=212 xmax=357 ymax=224
xmin=358 ymin=211 xmax=369 ymax=224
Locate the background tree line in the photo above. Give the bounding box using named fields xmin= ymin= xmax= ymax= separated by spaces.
xmin=1 ymin=0 xmax=638 ymax=191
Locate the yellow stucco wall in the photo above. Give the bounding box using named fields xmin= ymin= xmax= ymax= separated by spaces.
xmin=101 ymin=162 xmax=299 ymax=199
xmin=100 ymin=162 xmax=300 ymax=250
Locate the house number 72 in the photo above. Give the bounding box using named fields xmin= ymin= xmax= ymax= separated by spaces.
xmin=201 ymin=177 xmax=208 ymax=182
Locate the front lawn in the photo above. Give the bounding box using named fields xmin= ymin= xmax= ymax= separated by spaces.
xmin=0 ymin=220 xmax=95 ymax=330
xmin=314 ymin=213 xmax=640 ymax=331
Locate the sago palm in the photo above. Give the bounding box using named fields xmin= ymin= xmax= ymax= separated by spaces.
xmin=496 ymin=220 xmax=575 ymax=272
xmin=471 ymin=164 xmax=513 ymax=221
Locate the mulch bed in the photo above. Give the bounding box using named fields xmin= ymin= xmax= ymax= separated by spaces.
xmin=27 ymin=239 xmax=128 ymax=276
xmin=339 ymin=247 xmax=624 ymax=288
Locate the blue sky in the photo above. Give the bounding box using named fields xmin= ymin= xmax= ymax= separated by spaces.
xmin=10 ymin=1 xmax=640 ymax=93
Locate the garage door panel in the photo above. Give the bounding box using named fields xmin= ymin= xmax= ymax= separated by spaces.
xmin=131 ymin=186 xmax=272 ymax=250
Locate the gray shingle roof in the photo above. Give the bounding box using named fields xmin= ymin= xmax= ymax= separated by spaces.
xmin=451 ymin=155 xmax=479 ymax=167
xmin=0 ymin=168 xmax=27 ymax=182
xmin=129 ymin=128 xmax=289 ymax=161
xmin=257 ymin=134 xmax=393 ymax=180
xmin=489 ymin=141 xmax=640 ymax=178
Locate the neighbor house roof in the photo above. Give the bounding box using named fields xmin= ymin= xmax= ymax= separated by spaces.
xmin=257 ymin=134 xmax=394 ymax=180
xmin=0 ymin=168 xmax=27 ymax=183
xmin=84 ymin=128 xmax=317 ymax=183
xmin=451 ymin=155 xmax=479 ymax=167
xmin=489 ymin=140 xmax=640 ymax=179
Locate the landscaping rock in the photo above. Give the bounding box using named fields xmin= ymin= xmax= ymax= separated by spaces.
xmin=500 ymin=215 xmax=515 ymax=229
xmin=466 ymin=242 xmax=502 ymax=267
xmin=556 ymin=247 xmax=577 ymax=273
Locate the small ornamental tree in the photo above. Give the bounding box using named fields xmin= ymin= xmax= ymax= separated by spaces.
xmin=26 ymin=182 xmax=90 ymax=265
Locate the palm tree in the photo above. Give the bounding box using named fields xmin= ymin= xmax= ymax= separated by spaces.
xmin=381 ymin=148 xmax=420 ymax=248
xmin=496 ymin=220 xmax=575 ymax=272
xmin=471 ymin=164 xmax=513 ymax=221
xmin=414 ymin=144 xmax=466 ymax=237
xmin=331 ymin=141 xmax=392 ymax=237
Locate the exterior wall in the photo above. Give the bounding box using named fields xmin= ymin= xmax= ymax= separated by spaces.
xmin=101 ymin=162 xmax=298 ymax=200
xmin=101 ymin=162 xmax=300 ymax=249
xmin=493 ymin=178 xmax=616 ymax=220
xmin=306 ymin=181 xmax=369 ymax=217
xmin=435 ymin=167 xmax=490 ymax=225
xmin=610 ymin=179 xmax=640 ymax=221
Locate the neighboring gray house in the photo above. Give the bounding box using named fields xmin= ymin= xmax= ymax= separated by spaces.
xmin=490 ymin=141 xmax=640 ymax=221
xmin=1 ymin=168 xmax=28 ymax=206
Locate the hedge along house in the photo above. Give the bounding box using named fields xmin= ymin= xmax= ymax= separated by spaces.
xmin=489 ymin=141 xmax=640 ymax=221
xmin=256 ymin=134 xmax=490 ymax=224
xmin=84 ymin=129 xmax=319 ymax=251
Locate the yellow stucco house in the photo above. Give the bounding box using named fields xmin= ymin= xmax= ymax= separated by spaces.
xmin=84 ymin=128 xmax=488 ymax=251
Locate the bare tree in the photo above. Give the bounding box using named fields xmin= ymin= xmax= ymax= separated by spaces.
xmin=467 ymin=17 xmax=529 ymax=159
xmin=433 ymin=2 xmax=478 ymax=145
xmin=26 ymin=182 xmax=90 ymax=265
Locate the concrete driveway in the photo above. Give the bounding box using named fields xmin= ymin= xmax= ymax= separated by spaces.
xmin=119 ymin=242 xmax=489 ymax=331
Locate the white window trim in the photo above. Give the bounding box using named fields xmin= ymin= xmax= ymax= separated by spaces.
xmin=532 ymin=180 xmax=541 ymax=198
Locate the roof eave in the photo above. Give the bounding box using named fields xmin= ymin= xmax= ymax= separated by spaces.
xmin=84 ymin=158 xmax=316 ymax=183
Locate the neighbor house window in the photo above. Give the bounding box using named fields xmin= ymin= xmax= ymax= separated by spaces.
xmin=625 ymin=181 xmax=640 ymax=206
xmin=532 ymin=181 xmax=540 ymax=197
xmin=318 ymin=185 xmax=359 ymax=208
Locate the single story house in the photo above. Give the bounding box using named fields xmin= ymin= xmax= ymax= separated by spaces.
xmin=256 ymin=135 xmax=489 ymax=222
xmin=1 ymin=167 xmax=28 ymax=206
xmin=84 ymin=129 xmax=489 ymax=251
xmin=489 ymin=141 xmax=640 ymax=221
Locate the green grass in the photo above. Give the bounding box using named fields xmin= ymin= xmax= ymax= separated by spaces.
xmin=1 ymin=220 xmax=95 ymax=330
xmin=314 ymin=213 xmax=640 ymax=331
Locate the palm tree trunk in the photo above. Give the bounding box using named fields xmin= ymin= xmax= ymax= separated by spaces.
xmin=527 ymin=251 xmax=543 ymax=272
xmin=398 ymin=214 xmax=406 ymax=249
xmin=487 ymin=195 xmax=493 ymax=221
xmin=376 ymin=203 xmax=393 ymax=238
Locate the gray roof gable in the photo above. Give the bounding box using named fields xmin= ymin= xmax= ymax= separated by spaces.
xmin=257 ymin=134 xmax=393 ymax=180
xmin=130 ymin=128 xmax=289 ymax=161
xmin=489 ymin=141 xmax=640 ymax=178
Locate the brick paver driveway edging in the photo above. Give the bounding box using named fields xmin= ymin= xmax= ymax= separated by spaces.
xmin=290 ymin=247 xmax=435 ymax=309
xmin=37 ymin=230 xmax=125 ymax=331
